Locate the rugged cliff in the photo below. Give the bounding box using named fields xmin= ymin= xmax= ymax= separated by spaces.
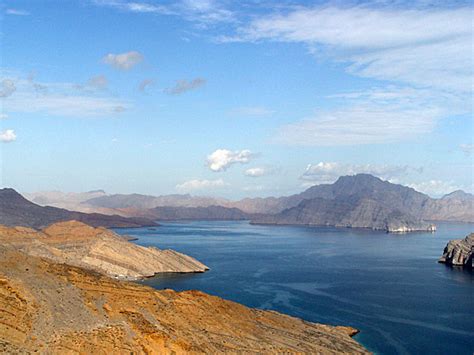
xmin=438 ymin=233 xmax=473 ymax=268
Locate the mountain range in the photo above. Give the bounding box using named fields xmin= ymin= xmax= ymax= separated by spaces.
xmin=0 ymin=188 xmax=158 ymax=229
xmin=10 ymin=174 xmax=474 ymax=232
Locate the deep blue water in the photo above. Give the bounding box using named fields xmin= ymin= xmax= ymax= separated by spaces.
xmin=115 ymin=221 xmax=474 ymax=354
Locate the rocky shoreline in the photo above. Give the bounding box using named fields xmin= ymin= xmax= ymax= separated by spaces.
xmin=0 ymin=223 xmax=370 ymax=354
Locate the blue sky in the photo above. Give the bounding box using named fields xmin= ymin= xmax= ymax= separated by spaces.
xmin=0 ymin=0 xmax=472 ymax=198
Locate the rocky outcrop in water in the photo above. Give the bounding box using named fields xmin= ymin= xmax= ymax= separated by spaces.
xmin=0 ymin=240 xmax=369 ymax=353
xmin=438 ymin=233 xmax=474 ymax=269
xmin=0 ymin=220 xmax=208 ymax=280
xmin=0 ymin=188 xmax=158 ymax=229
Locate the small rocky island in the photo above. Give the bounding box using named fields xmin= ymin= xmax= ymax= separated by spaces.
xmin=439 ymin=233 xmax=473 ymax=269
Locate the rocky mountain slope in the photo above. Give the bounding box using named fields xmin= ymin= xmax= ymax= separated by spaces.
xmin=252 ymin=195 xmax=435 ymax=232
xmin=0 ymin=188 xmax=158 ymax=229
xmin=0 ymin=220 xmax=208 ymax=280
xmin=0 ymin=244 xmax=368 ymax=353
xmin=438 ymin=233 xmax=473 ymax=268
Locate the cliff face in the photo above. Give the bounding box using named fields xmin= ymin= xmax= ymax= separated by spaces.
xmin=0 ymin=188 xmax=158 ymax=229
xmin=438 ymin=233 xmax=474 ymax=268
xmin=0 ymin=221 xmax=208 ymax=280
xmin=0 ymin=246 xmax=369 ymax=354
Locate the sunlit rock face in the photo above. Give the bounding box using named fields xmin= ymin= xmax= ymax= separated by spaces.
xmin=439 ymin=233 xmax=474 ymax=269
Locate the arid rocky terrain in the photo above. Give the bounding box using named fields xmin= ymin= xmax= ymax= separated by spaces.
xmin=0 ymin=225 xmax=369 ymax=354
xmin=0 ymin=220 xmax=208 ymax=280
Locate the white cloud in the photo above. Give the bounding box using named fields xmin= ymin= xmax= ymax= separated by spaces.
xmin=244 ymin=167 xmax=266 ymax=177
xmin=301 ymin=162 xmax=422 ymax=184
xmin=0 ymin=113 xmax=8 ymax=119
xmin=164 ymin=78 xmax=206 ymax=95
xmin=408 ymin=180 xmax=464 ymax=197
xmin=102 ymin=51 xmax=144 ymax=70
xmin=5 ymin=9 xmax=30 ymax=16
xmin=231 ymin=106 xmax=274 ymax=117
xmin=0 ymin=79 xmax=16 ymax=98
xmin=0 ymin=129 xmax=16 ymax=143
xmin=207 ymin=149 xmax=254 ymax=172
xmin=176 ymin=178 xmax=228 ymax=191
xmin=460 ymin=144 xmax=474 ymax=156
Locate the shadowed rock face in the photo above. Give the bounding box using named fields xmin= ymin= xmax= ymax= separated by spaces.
xmin=0 ymin=188 xmax=158 ymax=229
xmin=0 ymin=246 xmax=369 ymax=354
xmin=439 ymin=233 xmax=474 ymax=269
xmin=251 ymin=195 xmax=436 ymax=232
xmin=0 ymin=221 xmax=208 ymax=280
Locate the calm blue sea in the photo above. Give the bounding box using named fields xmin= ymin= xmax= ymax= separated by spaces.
xmin=115 ymin=221 xmax=474 ymax=354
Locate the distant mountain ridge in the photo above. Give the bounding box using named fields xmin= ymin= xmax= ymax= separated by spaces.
xmin=0 ymin=188 xmax=158 ymax=229
xmin=21 ymin=174 xmax=474 ymax=231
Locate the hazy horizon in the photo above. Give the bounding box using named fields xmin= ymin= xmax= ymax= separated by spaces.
xmin=1 ymin=0 xmax=473 ymax=199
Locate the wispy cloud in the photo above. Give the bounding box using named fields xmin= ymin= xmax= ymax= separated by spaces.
xmin=275 ymin=103 xmax=441 ymax=146
xmin=93 ymin=0 xmax=234 ymax=25
xmin=102 ymin=51 xmax=144 ymax=70
xmin=225 ymin=5 xmax=471 ymax=91
xmin=176 ymin=178 xmax=228 ymax=191
xmin=1 ymin=74 xmax=128 ymax=117
xmin=244 ymin=167 xmax=267 ymax=177
xmin=138 ymin=78 xmax=154 ymax=92
xmin=301 ymin=162 xmax=423 ymax=185
xmin=230 ymin=106 xmax=274 ymax=117
xmin=0 ymin=79 xmax=16 ymax=98
xmin=164 ymin=78 xmax=206 ymax=95
xmin=87 ymin=75 xmax=108 ymax=90
xmin=0 ymin=129 xmax=16 ymax=143
xmin=207 ymin=149 xmax=254 ymax=172
xmin=5 ymin=9 xmax=30 ymax=16
xmin=220 ymin=4 xmax=472 ymax=146
xmin=460 ymin=144 xmax=474 ymax=156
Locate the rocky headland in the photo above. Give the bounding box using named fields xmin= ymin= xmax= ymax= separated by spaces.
xmin=0 ymin=220 xmax=208 ymax=280
xmin=438 ymin=233 xmax=473 ymax=269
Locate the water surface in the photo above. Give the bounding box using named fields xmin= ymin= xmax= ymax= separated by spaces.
xmin=115 ymin=221 xmax=474 ymax=354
